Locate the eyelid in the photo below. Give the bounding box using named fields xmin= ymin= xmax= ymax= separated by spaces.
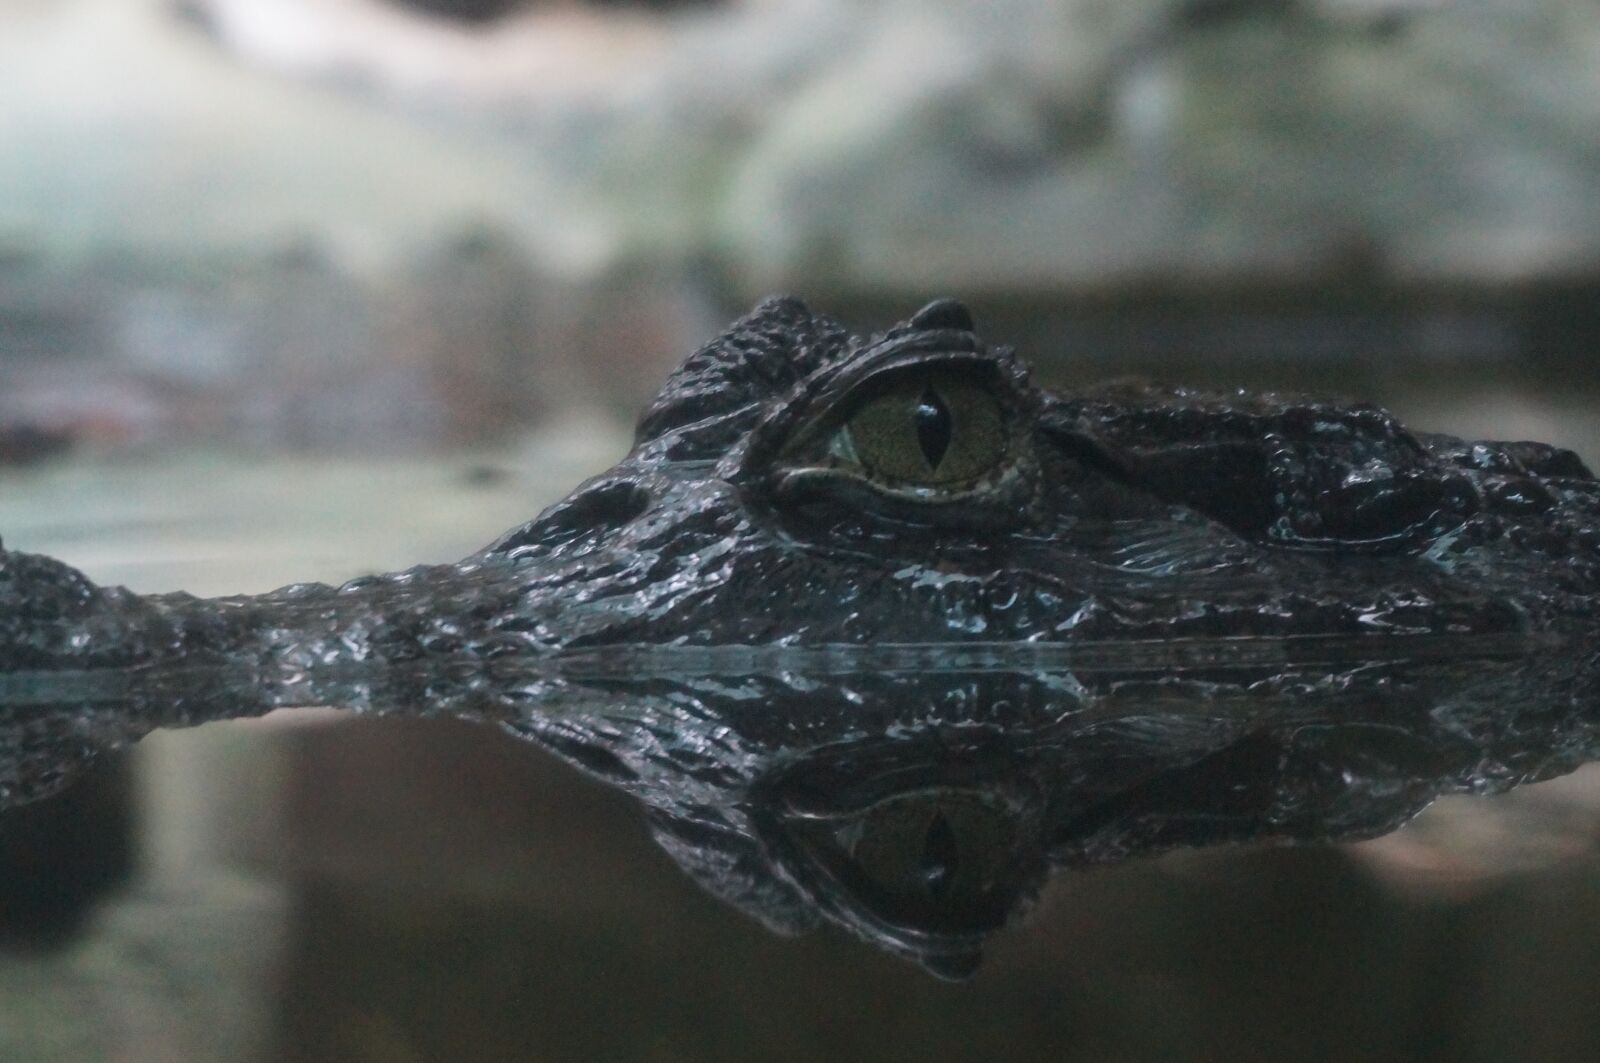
xmin=781 ymin=358 xmax=1005 ymax=457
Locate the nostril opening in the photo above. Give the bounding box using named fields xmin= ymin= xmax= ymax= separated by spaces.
xmin=491 ymin=480 xmax=651 ymax=555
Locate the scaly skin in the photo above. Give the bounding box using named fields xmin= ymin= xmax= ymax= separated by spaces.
xmin=4 ymin=297 xmax=1600 ymax=975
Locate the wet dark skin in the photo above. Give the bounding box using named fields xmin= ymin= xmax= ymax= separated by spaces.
xmin=5 ymin=298 xmax=1600 ymax=976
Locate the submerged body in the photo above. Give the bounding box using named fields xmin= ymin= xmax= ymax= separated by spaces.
xmin=4 ymin=298 xmax=1600 ymax=975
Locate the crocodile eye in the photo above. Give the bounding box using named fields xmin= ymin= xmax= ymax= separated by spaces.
xmin=827 ymin=371 xmax=1006 ymax=487
xmin=762 ymin=358 xmax=1032 ymax=523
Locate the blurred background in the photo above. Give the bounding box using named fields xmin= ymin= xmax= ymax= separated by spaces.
xmin=4 ymin=0 xmax=1600 ymax=1059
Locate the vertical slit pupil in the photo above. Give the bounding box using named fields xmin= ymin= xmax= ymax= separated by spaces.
xmin=915 ymin=386 xmax=953 ymax=470
xmin=921 ymin=810 xmax=960 ymax=897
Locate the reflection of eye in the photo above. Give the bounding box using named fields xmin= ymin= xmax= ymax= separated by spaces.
xmin=850 ymin=796 xmax=1000 ymax=904
xmin=785 ymin=789 xmax=1022 ymax=932
xmin=825 ymin=372 xmax=1006 ymax=488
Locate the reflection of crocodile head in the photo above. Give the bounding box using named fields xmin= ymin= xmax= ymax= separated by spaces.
xmin=5 ymin=297 xmax=1600 ymax=974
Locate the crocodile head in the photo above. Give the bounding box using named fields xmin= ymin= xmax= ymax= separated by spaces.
xmin=5 ymin=297 xmax=1600 ymax=975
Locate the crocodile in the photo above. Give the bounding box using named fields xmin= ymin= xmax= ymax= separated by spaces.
xmin=4 ymin=297 xmax=1600 ymax=976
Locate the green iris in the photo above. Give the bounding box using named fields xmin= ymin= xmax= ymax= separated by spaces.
xmin=830 ymin=372 xmax=1006 ymax=486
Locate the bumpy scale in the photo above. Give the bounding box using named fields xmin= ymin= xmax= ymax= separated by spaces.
xmin=5 ymin=297 xmax=1600 ymax=976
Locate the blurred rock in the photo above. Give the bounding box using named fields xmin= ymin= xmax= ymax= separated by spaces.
xmin=4 ymin=0 xmax=1600 ymax=449
xmin=391 ymin=232 xmax=724 ymax=431
xmin=0 ymin=231 xmax=717 ymax=450
xmin=718 ymin=0 xmax=1600 ymax=293
xmin=181 ymin=0 xmax=1600 ymax=292
xmin=0 ymin=425 xmax=72 ymax=467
